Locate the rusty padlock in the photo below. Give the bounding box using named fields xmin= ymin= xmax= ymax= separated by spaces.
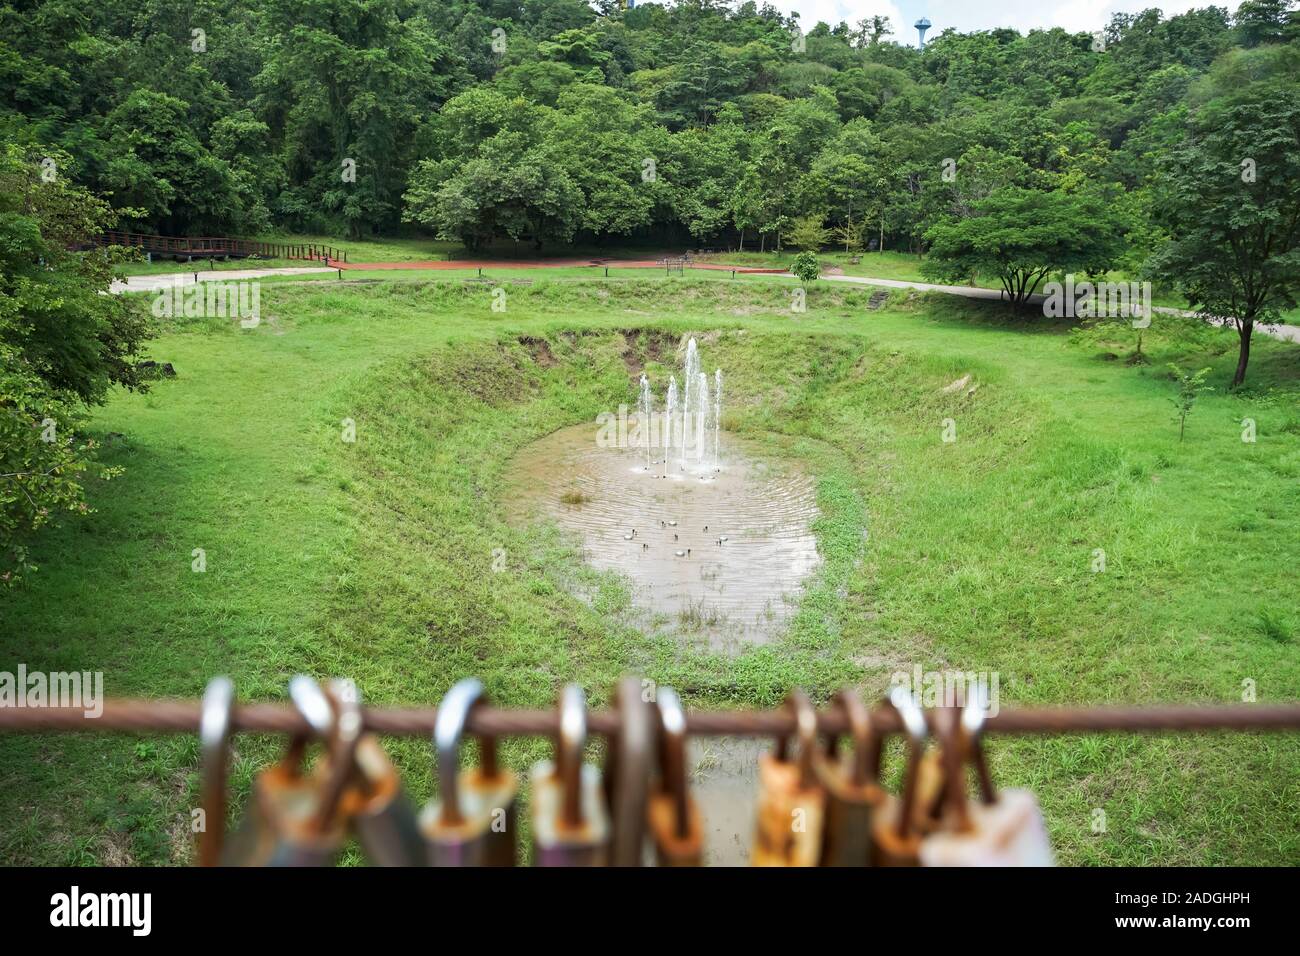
xmin=752 ymin=689 xmax=825 ymax=867
xmin=420 ymin=678 xmax=519 ymax=866
xmin=603 ymin=676 xmax=653 ymax=866
xmin=221 ymin=675 xmax=355 ymax=866
xmin=197 ymin=676 xmax=235 ymax=867
xmin=645 ymin=687 xmax=704 ymax=866
xmin=815 ymin=688 xmax=883 ymax=866
xmin=530 ymin=683 xmax=610 ymax=866
xmin=868 ymin=686 xmax=928 ymax=867
xmin=328 ymin=680 xmax=425 ymax=867
xmin=918 ymin=693 xmax=1055 ymax=866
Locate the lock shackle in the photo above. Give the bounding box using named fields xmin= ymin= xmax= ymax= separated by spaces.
xmin=555 ymin=683 xmax=587 ymax=829
xmin=961 ymin=686 xmax=997 ymax=806
xmin=773 ymin=688 xmax=818 ymax=790
xmin=831 ymin=689 xmax=875 ymax=786
xmin=879 ymin=687 xmax=926 ymax=839
xmin=198 ymin=676 xmax=235 ymax=867
xmin=286 ymin=675 xmax=362 ymax=834
xmin=654 ymin=687 xmax=691 ymax=839
xmin=932 ymin=706 xmax=973 ymax=833
xmin=314 ymin=679 xmax=365 ymax=832
xmin=433 ymin=678 xmax=485 ymax=827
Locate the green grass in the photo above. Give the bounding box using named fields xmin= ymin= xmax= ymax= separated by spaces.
xmin=1 ymin=276 xmax=1297 ymax=865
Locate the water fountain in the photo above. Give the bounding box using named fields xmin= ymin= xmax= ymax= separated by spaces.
xmin=505 ymin=334 xmax=820 ymax=649
xmin=637 ymin=374 xmax=653 ymax=472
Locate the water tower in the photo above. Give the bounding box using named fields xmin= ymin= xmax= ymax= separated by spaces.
xmin=915 ymin=18 xmax=931 ymax=50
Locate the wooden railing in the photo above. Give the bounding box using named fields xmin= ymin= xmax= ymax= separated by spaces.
xmin=98 ymin=231 xmax=347 ymax=263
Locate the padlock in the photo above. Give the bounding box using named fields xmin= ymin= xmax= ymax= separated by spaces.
xmin=420 ymin=678 xmax=519 ymax=866
xmin=197 ymin=676 xmax=235 ymax=867
xmin=868 ymin=686 xmax=928 ymax=867
xmin=918 ymin=694 xmax=1055 ymax=866
xmin=329 ymin=681 xmax=425 ymax=867
xmin=645 ymin=687 xmax=704 ymax=866
xmin=221 ymin=675 xmax=354 ymax=866
xmin=815 ymin=688 xmax=883 ymax=866
xmin=752 ymin=689 xmax=825 ymax=867
xmin=530 ymin=683 xmax=610 ymax=866
xmin=603 ymin=676 xmax=653 ymax=866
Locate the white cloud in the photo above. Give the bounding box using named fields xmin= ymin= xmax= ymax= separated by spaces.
xmin=762 ymin=0 xmax=1244 ymax=38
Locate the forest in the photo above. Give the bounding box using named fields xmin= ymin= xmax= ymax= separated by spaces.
xmin=1 ymin=0 xmax=1295 ymax=252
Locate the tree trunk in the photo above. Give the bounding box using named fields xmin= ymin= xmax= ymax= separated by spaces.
xmin=738 ymin=228 xmax=744 ymax=252
xmin=759 ymin=233 xmax=765 ymax=253
xmin=1232 ymin=320 xmax=1253 ymax=388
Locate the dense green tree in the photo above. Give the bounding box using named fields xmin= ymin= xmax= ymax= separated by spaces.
xmin=923 ymin=187 xmax=1125 ymax=307
xmin=1 ymin=145 xmax=154 ymax=583
xmin=1146 ymin=57 xmax=1300 ymax=386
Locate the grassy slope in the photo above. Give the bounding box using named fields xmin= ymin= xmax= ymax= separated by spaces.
xmin=0 ymin=277 xmax=1296 ymax=865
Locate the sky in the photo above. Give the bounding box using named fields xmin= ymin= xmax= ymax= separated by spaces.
xmin=761 ymin=0 xmax=1243 ymax=38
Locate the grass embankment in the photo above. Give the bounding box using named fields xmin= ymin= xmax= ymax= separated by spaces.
xmin=1 ymin=277 xmax=1296 ymax=865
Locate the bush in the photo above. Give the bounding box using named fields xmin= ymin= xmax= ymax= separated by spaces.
xmin=790 ymin=251 xmax=820 ymax=283
xmin=0 ymin=145 xmax=154 ymax=584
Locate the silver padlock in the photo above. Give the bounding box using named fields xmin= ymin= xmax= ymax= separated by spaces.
xmin=197 ymin=676 xmax=235 ymax=867
xmin=530 ymin=684 xmax=609 ymax=866
xmin=420 ymin=678 xmax=519 ymax=866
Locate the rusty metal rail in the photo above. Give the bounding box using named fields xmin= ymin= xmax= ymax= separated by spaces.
xmin=1 ymin=699 xmax=1298 ymax=739
xmin=98 ymin=231 xmax=347 ymax=263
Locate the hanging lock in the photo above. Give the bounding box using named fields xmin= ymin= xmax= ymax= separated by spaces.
xmin=814 ymin=688 xmax=883 ymax=866
xmin=329 ymin=681 xmax=425 ymax=866
xmin=221 ymin=675 xmax=356 ymax=866
xmin=530 ymin=683 xmax=610 ymax=866
xmin=603 ymin=676 xmax=653 ymax=866
xmin=645 ymin=687 xmax=704 ymax=866
xmin=197 ymin=676 xmax=235 ymax=866
xmin=752 ymin=689 xmax=825 ymax=866
xmin=420 ymin=678 xmax=519 ymax=866
xmin=868 ymin=687 xmax=928 ymax=867
xmin=918 ymin=693 xmax=1055 ymax=866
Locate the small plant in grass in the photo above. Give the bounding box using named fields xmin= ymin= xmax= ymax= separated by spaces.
xmin=790 ymin=252 xmax=820 ymax=283
xmin=1254 ymin=609 xmax=1293 ymax=644
xmin=1168 ymin=364 xmax=1212 ymax=441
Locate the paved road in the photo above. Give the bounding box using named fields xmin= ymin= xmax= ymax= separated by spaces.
xmin=110 ymin=267 xmax=336 ymax=294
xmin=109 ymin=262 xmax=1300 ymax=344
xmin=821 ymin=273 xmax=1300 ymax=344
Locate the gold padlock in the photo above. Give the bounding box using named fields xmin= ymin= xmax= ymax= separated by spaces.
xmin=646 ymin=687 xmax=704 ymax=866
xmin=221 ymin=675 xmax=355 ymax=866
xmin=420 ymin=678 xmax=519 ymax=866
xmin=328 ymin=681 xmax=425 ymax=867
xmin=815 ymin=688 xmax=884 ymax=866
xmin=530 ymin=684 xmax=610 ymax=866
xmin=752 ymin=689 xmax=825 ymax=867
xmin=868 ymin=687 xmax=928 ymax=867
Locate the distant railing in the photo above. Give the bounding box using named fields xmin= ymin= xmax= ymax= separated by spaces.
xmin=98 ymin=231 xmax=347 ymax=263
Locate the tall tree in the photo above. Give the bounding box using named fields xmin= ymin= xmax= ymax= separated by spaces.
xmin=1146 ymin=67 xmax=1300 ymax=386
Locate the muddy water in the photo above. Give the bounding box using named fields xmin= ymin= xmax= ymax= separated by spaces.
xmin=504 ymin=423 xmax=821 ymax=651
